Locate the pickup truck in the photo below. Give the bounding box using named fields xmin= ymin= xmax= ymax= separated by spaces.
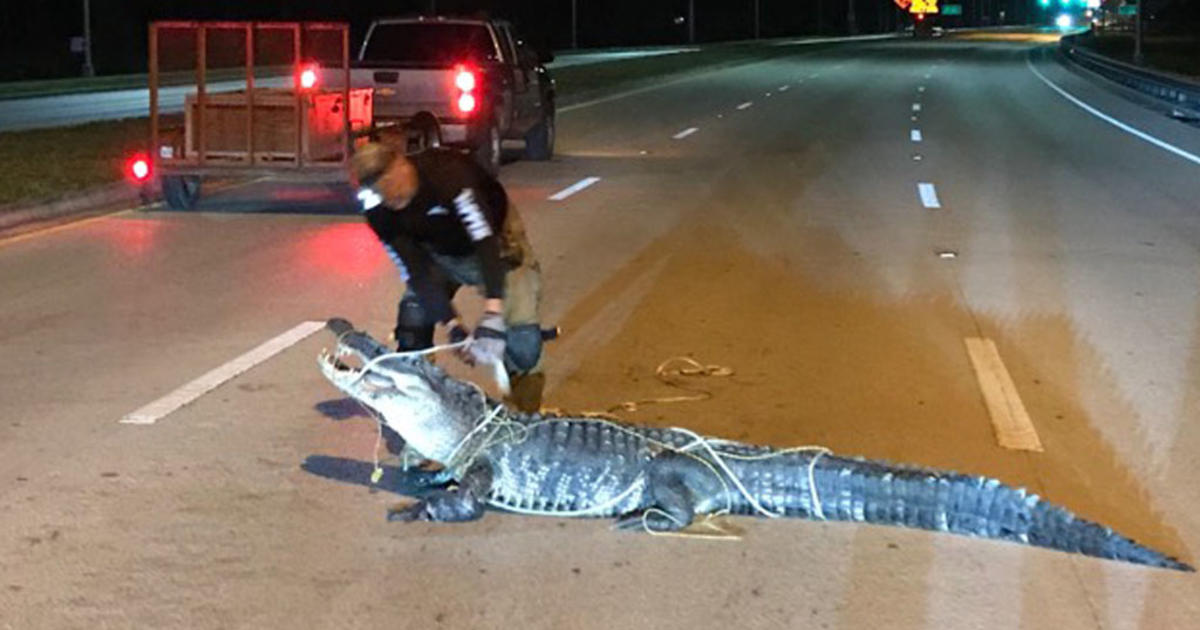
xmin=349 ymin=15 xmax=557 ymax=174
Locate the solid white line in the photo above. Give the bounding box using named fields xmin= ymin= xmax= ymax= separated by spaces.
xmin=1026 ymin=55 xmax=1200 ymax=167
xmin=736 ymin=101 xmax=754 ymax=110
xmin=548 ymin=176 xmax=602 ymax=201
xmin=911 ymin=129 xmax=923 ymax=142
xmin=778 ymin=84 xmax=790 ymax=91
xmin=119 ymin=321 xmax=325 ymax=425
xmin=918 ymin=182 xmax=941 ymax=208
xmin=673 ymin=127 xmax=699 ymax=140
xmin=963 ymin=338 xmax=1044 ymax=451
xmin=912 ymin=103 xmax=922 ymax=112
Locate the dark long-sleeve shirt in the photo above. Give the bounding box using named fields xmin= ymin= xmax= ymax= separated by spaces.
xmin=363 ymin=148 xmax=509 ymax=324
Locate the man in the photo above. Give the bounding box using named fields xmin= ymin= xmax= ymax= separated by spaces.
xmin=350 ymin=142 xmax=546 ymax=412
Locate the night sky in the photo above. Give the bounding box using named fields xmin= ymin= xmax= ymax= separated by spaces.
xmin=0 ymin=0 xmax=925 ymax=80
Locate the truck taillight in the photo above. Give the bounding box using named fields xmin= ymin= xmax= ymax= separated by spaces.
xmin=453 ymin=64 xmax=477 ymax=115
xmin=457 ymin=93 xmax=477 ymax=113
xmin=455 ymin=68 xmax=476 ymax=93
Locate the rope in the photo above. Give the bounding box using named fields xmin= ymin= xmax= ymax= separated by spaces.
xmin=609 ymin=356 xmax=734 ymax=412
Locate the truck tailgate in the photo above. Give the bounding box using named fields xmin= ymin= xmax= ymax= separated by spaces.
xmin=345 ymin=68 xmax=457 ymax=120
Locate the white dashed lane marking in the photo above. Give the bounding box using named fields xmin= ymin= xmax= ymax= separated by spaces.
xmin=778 ymin=85 xmax=790 ymax=91
xmin=120 ymin=321 xmax=325 ymax=425
xmin=912 ymin=103 xmax=922 ymax=112
xmin=548 ymin=177 xmax=602 ymax=201
xmin=736 ymin=101 xmax=754 ymax=110
xmin=963 ymin=337 xmax=1044 ymax=452
xmin=918 ymin=183 xmax=941 ymax=208
xmin=911 ymin=129 xmax=923 ymax=142
xmin=673 ymin=127 xmax=699 ymax=140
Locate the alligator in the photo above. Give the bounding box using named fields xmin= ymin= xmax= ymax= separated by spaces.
xmin=317 ymin=317 xmax=1193 ymax=571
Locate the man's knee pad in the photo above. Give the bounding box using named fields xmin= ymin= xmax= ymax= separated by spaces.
xmin=394 ymin=295 xmax=434 ymax=351
xmin=504 ymin=324 xmax=543 ymax=373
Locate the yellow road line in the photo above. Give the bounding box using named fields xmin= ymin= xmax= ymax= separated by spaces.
xmin=963 ymin=337 xmax=1044 ymax=452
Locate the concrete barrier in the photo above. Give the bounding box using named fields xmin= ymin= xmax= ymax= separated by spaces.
xmin=1060 ymin=34 xmax=1200 ymax=119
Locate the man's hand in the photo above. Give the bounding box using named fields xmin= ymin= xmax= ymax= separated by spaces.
xmin=465 ymin=311 xmax=506 ymax=367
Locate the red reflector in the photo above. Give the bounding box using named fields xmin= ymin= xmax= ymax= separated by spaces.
xmin=299 ymin=66 xmax=318 ymax=90
xmin=129 ymin=158 xmax=150 ymax=182
xmin=458 ymin=93 xmax=477 ymax=113
xmin=455 ymin=69 xmax=476 ymax=92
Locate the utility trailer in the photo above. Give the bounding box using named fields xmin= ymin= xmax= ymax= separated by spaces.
xmin=143 ymin=21 xmax=371 ymax=210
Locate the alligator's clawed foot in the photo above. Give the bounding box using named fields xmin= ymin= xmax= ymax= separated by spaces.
xmin=613 ymin=509 xmax=687 ymax=533
xmin=386 ymin=489 xmax=485 ymax=523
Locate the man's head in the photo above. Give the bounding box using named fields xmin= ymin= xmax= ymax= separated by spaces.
xmin=351 ymin=142 xmax=419 ymax=210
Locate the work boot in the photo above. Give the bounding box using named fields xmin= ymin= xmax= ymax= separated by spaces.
xmin=506 ymin=372 xmax=545 ymax=413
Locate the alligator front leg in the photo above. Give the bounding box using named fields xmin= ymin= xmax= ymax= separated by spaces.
xmin=387 ymin=461 xmax=494 ymax=523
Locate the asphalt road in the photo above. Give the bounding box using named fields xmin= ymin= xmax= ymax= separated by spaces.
xmin=2 ymin=30 xmax=1199 ymax=629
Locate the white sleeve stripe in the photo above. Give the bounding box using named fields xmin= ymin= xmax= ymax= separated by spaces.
xmin=454 ymin=188 xmax=493 ymax=241
xmin=383 ymin=244 xmax=411 ymax=282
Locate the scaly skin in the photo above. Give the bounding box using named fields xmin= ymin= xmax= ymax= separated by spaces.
xmin=318 ymin=318 xmax=1193 ymax=571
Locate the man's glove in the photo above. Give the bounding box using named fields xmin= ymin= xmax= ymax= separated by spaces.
xmin=465 ymin=311 xmax=506 ymax=367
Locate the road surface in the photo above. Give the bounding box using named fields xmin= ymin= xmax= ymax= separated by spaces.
xmin=2 ymin=29 xmax=1198 ymax=629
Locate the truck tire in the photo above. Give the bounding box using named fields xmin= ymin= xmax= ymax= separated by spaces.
xmin=473 ymin=121 xmax=501 ymax=176
xmin=162 ymin=175 xmax=202 ymax=211
xmin=523 ymin=112 xmax=555 ymax=161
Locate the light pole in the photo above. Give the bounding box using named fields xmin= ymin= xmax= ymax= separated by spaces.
xmin=81 ymin=0 xmax=95 ymax=77
xmin=1134 ymin=0 xmax=1144 ymax=65
xmin=755 ymin=0 xmax=761 ymax=39
xmin=689 ymin=0 xmax=696 ymax=44
xmin=847 ymin=0 xmax=857 ymax=34
xmin=571 ymin=0 xmax=578 ymax=48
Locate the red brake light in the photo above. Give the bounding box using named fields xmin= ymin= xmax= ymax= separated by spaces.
xmin=457 ymin=93 xmax=477 ymax=113
xmin=128 ymin=156 xmax=151 ymax=182
xmin=455 ymin=68 xmax=476 ymax=93
xmin=299 ymin=64 xmax=319 ymax=90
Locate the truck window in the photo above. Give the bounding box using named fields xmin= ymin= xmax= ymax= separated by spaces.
xmin=361 ymin=23 xmax=499 ymax=64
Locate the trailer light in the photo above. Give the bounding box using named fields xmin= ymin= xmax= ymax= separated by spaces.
xmin=457 ymin=92 xmax=477 ymax=113
xmin=128 ymin=156 xmax=151 ymax=182
xmin=299 ymin=64 xmax=319 ymax=90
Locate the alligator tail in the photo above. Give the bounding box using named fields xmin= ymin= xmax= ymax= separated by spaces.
xmin=725 ymin=452 xmax=1193 ymax=571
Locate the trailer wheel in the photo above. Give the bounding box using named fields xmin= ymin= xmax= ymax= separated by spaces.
xmin=162 ymin=175 xmax=202 ymax=211
xmin=473 ymin=121 xmax=501 ymax=176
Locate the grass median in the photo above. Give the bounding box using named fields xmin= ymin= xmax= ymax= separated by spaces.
xmin=0 ymin=38 xmax=837 ymax=208
xmin=0 ymin=118 xmax=147 ymax=206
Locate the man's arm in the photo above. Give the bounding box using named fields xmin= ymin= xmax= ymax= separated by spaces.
xmin=453 ymin=187 xmax=506 ymax=311
xmin=387 ymin=234 xmax=456 ymax=324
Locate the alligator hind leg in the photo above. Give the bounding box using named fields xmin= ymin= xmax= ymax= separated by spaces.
xmin=615 ymin=452 xmax=717 ymax=532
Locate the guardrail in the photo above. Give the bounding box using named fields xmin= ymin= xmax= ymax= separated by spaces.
xmin=1060 ymin=34 xmax=1200 ymax=119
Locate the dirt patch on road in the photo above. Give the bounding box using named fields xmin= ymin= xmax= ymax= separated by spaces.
xmin=546 ymin=211 xmax=1191 ymax=569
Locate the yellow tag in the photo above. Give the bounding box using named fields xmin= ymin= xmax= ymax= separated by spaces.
xmin=370 ymin=467 xmax=383 ymax=484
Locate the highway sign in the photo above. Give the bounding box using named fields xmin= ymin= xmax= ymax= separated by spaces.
xmin=910 ymin=0 xmax=940 ymax=14
xmin=943 ymin=4 xmax=963 ymax=15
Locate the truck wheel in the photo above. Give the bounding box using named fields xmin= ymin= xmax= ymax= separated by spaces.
xmin=473 ymin=121 xmax=501 ymax=176
xmin=162 ymin=175 xmax=201 ymax=211
xmin=524 ymin=112 xmax=555 ymax=161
